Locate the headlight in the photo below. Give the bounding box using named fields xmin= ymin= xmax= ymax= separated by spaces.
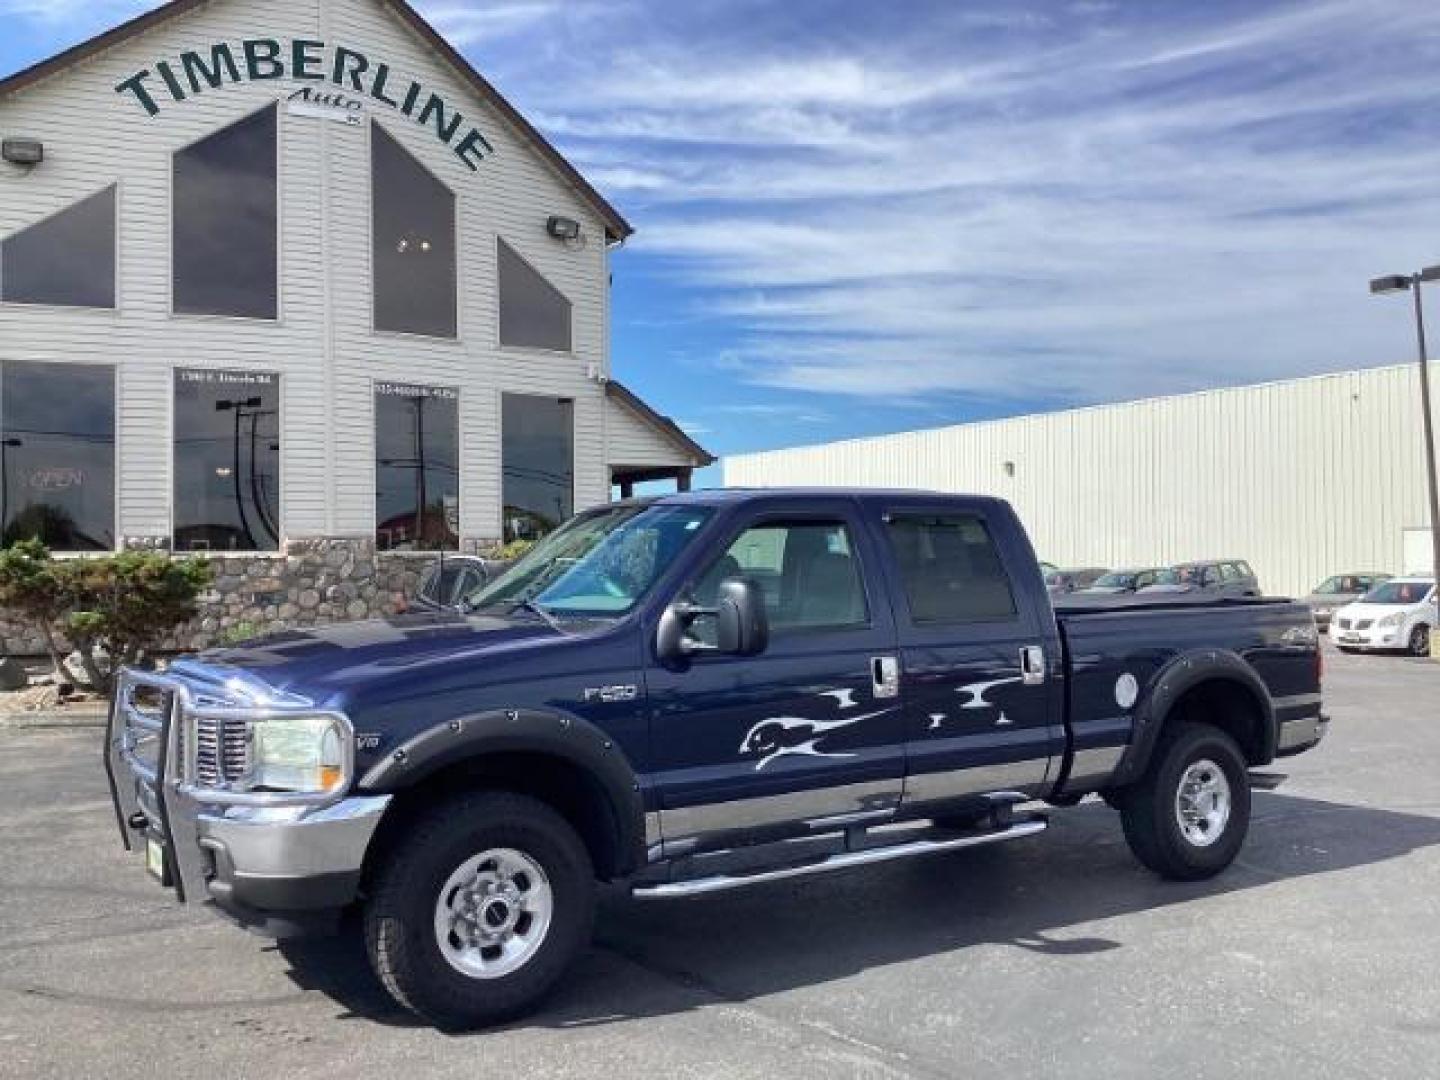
xmin=1377 ymin=612 xmax=1405 ymax=629
xmin=249 ymin=714 xmax=349 ymax=794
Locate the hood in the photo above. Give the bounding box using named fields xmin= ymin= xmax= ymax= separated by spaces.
xmin=1139 ymin=583 xmax=1193 ymax=594
xmin=1080 ymin=585 xmax=1130 ymax=595
xmin=1337 ymin=601 xmax=1421 ymax=620
xmin=171 ymin=612 xmax=575 ymax=705
xmin=1304 ymin=593 xmax=1359 ymax=608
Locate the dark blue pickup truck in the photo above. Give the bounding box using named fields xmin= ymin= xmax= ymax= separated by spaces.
xmin=106 ymin=489 xmax=1327 ymax=1027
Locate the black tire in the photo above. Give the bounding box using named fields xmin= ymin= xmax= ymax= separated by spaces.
xmin=1408 ymin=624 xmax=1431 ymax=657
xmin=364 ymin=791 xmax=594 ymax=1029
xmin=1117 ymin=723 xmax=1251 ymax=881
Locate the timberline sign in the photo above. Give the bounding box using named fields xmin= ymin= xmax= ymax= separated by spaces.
xmin=115 ymin=39 xmax=495 ymax=172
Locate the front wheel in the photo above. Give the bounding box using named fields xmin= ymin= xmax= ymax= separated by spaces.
xmin=1408 ymin=624 xmax=1431 ymax=657
xmin=1117 ymin=723 xmax=1251 ymax=881
xmin=364 ymin=791 xmax=595 ymax=1028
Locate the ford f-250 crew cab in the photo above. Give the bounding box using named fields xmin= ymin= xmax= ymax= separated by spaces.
xmin=105 ymin=489 xmax=1327 ymax=1027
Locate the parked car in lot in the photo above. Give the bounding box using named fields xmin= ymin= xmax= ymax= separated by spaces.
xmin=1044 ymin=566 xmax=1108 ymax=594
xmin=1080 ymin=567 xmax=1164 ymax=595
xmin=105 ymin=490 xmax=1325 ymax=1028
xmin=1303 ymin=574 xmax=1391 ymax=632
xmin=1141 ymin=560 xmax=1260 ymax=597
xmin=1329 ymin=577 xmax=1436 ymax=656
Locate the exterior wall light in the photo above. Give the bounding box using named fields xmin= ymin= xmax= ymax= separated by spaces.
xmin=2 ymin=138 xmax=44 ymax=166
xmin=1003 ymin=460 xmax=1016 ymax=478
xmin=546 ymin=215 xmax=581 ymax=241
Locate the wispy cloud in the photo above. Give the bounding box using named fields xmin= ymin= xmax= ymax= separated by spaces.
xmin=5 ymin=0 xmax=1439 ymax=433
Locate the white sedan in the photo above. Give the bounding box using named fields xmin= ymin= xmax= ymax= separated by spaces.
xmin=1329 ymin=577 xmax=1436 ymax=656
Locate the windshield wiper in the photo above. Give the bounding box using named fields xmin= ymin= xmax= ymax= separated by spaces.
xmin=510 ymin=597 xmax=564 ymax=631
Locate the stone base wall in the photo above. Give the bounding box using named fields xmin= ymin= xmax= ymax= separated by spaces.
xmin=0 ymin=537 xmax=498 ymax=657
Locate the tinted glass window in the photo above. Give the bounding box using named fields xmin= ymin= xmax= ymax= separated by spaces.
xmin=1 ymin=186 xmax=116 ymax=308
xmin=886 ymin=514 xmax=1017 ymax=623
xmin=0 ymin=362 xmax=114 ymax=551
xmin=375 ymin=382 xmax=459 ymax=551
xmin=372 ymin=123 xmax=456 ymax=338
xmin=173 ymin=369 xmax=280 ymax=551
xmin=173 ymin=106 xmax=277 ymax=318
xmin=498 ymin=239 xmax=572 ymax=351
xmin=502 ymin=394 xmax=573 ymax=542
xmin=696 ymin=520 xmax=866 ymax=631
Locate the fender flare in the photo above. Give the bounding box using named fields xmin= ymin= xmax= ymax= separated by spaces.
xmin=358 ymin=707 xmax=647 ymax=875
xmin=1110 ymin=649 xmax=1276 ymax=786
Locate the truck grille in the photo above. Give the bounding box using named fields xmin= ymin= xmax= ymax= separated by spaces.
xmin=194 ymin=714 xmax=251 ymax=785
xmin=1356 ymin=619 xmax=1373 ymax=631
xmin=1337 ymin=617 xmax=1351 ymax=630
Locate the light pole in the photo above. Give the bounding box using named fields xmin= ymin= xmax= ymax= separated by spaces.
xmin=1371 ymin=266 xmax=1440 ymax=658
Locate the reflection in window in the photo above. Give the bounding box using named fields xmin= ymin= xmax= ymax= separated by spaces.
xmin=502 ymin=395 xmax=573 ymax=542
xmin=173 ymin=105 xmax=277 ymax=318
xmin=173 ymin=369 xmax=280 ymax=552
xmin=0 ymin=361 xmax=115 ymax=551
xmin=372 ymin=123 xmax=456 ymax=338
xmin=1 ymin=186 xmax=116 ymax=308
xmin=375 ymin=383 xmax=459 ymax=551
xmin=695 ymin=521 xmax=866 ymax=631
xmin=498 ymin=239 xmax=571 ymax=351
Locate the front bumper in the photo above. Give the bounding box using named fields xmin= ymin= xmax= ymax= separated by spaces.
xmin=1329 ymin=623 xmax=1405 ymax=650
xmin=104 ymin=671 xmax=390 ymax=934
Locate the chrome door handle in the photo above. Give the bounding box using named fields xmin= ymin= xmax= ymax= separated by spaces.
xmin=871 ymin=656 xmax=900 ymax=699
xmin=1020 ymin=646 xmax=1046 ymax=685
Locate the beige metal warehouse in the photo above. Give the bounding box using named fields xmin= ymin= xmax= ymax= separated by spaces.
xmin=723 ymin=364 xmax=1439 ymax=598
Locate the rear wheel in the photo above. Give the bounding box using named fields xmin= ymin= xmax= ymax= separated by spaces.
xmin=1117 ymin=723 xmax=1250 ymax=881
xmin=1408 ymin=624 xmax=1431 ymax=657
xmin=364 ymin=791 xmax=594 ymax=1028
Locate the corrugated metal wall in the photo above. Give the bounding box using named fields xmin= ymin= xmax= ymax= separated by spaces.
xmin=724 ymin=364 xmax=1440 ymax=598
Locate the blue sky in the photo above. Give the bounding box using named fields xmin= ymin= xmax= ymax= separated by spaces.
xmin=5 ymin=0 xmax=1440 ymax=483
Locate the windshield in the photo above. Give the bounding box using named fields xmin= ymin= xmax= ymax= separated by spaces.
xmin=1313 ymin=576 xmax=1345 ymax=595
xmin=1092 ymin=572 xmax=1135 ymax=588
xmin=1361 ymin=580 xmax=1434 ymax=606
xmin=464 ymin=503 xmax=714 ymax=617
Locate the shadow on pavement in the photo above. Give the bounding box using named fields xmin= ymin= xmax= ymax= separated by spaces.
xmin=277 ymin=791 xmax=1440 ymax=1031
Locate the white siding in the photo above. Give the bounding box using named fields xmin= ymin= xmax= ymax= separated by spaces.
xmin=605 ymin=394 xmax=701 ymax=469
xmin=724 ymin=364 xmax=1440 ymax=598
xmin=0 ymin=0 xmax=616 ymax=545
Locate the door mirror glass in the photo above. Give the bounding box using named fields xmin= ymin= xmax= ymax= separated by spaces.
xmin=658 ymin=575 xmax=769 ymax=660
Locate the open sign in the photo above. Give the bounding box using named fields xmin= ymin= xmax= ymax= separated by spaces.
xmin=28 ymin=467 xmax=85 ymax=491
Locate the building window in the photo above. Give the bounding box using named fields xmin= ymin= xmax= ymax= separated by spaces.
xmin=371 ymin=122 xmax=457 ymax=338
xmin=0 ymin=361 xmax=115 ymax=551
xmin=498 ymin=239 xmax=571 ymax=352
xmin=375 ymin=383 xmax=459 ymax=551
xmin=0 ymin=186 xmax=117 ymax=309
xmin=502 ymin=394 xmax=573 ymax=542
xmin=173 ymin=369 xmax=280 ymax=552
xmin=173 ymin=105 xmax=278 ymax=319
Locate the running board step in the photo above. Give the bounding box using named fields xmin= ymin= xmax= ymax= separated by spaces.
xmin=632 ymin=817 xmax=1047 ymax=899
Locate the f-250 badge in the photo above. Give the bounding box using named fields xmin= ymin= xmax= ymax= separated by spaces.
xmin=739 ymin=691 xmax=895 ymax=770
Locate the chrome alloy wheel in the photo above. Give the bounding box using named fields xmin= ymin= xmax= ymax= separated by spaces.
xmin=433 ymin=848 xmax=554 ymax=979
xmin=1174 ymin=758 xmax=1232 ymax=848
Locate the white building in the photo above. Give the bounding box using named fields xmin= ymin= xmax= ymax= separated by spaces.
xmin=725 ymin=364 xmax=1439 ymax=598
xmin=0 ymin=0 xmax=710 ymax=648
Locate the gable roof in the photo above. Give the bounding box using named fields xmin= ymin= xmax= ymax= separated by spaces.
xmin=607 ymin=380 xmax=715 ymax=466
xmin=0 ymin=0 xmax=633 ymax=241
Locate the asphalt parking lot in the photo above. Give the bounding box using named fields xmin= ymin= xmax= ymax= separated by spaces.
xmin=1 ymin=644 xmax=1437 ymax=1080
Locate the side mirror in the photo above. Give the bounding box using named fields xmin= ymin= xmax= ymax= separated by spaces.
xmin=657 ymin=576 xmax=769 ymax=661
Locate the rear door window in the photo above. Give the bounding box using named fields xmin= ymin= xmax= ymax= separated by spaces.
xmin=884 ymin=514 xmax=1018 ymax=624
